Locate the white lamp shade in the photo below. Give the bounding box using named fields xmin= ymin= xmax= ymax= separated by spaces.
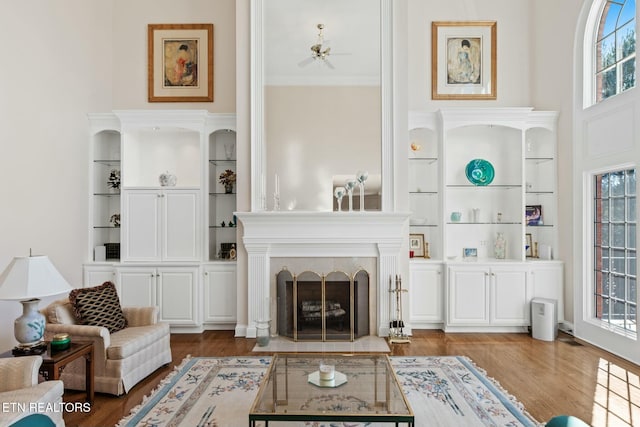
xmin=0 ymin=256 xmax=73 ymax=300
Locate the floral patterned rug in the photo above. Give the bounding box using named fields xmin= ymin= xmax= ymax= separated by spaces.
xmin=117 ymin=356 xmax=540 ymax=427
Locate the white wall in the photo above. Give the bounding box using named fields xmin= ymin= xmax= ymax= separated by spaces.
xmin=0 ymin=1 xmax=114 ymax=351
xmin=0 ymin=0 xmax=237 ymax=352
xmin=573 ymin=0 xmax=640 ymax=365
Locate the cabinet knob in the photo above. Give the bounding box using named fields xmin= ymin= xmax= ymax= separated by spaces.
xmin=204 ymin=271 xmax=208 ymax=276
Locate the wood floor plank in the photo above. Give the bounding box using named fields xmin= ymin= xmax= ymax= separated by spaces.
xmin=60 ymin=330 xmax=640 ymax=427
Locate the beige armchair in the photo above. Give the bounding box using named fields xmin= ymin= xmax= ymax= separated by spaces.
xmin=43 ymin=298 xmax=172 ymax=396
xmin=0 ymin=355 xmax=65 ymax=427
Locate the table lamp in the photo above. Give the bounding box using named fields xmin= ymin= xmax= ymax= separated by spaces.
xmin=0 ymin=255 xmax=73 ymax=354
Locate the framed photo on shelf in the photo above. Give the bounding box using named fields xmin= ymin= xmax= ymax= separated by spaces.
xmin=409 ymin=234 xmax=427 ymax=258
xmin=463 ymin=247 xmax=478 ymax=260
xmin=148 ymin=23 xmax=214 ymax=102
xmin=431 ymin=21 xmax=497 ymax=100
xmin=526 ymin=233 xmax=533 ymax=257
xmin=526 ymin=205 xmax=543 ymax=226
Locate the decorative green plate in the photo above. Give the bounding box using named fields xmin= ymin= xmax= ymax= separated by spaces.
xmin=465 ymin=159 xmax=495 ymax=186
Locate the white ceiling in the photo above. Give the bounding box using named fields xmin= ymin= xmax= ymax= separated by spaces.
xmin=264 ymin=0 xmax=381 ymax=86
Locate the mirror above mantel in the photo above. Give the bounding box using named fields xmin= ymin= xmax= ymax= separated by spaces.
xmin=250 ymin=0 xmax=396 ymax=212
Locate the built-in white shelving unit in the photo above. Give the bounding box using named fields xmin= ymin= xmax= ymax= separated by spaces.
xmin=85 ymin=111 xmax=238 ymax=332
xmin=408 ymin=108 xmax=564 ymax=332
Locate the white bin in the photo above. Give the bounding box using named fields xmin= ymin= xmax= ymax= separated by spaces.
xmin=531 ymin=298 xmax=557 ymax=341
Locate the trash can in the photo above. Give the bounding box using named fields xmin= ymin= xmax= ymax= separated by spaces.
xmin=531 ymin=298 xmax=557 ymax=341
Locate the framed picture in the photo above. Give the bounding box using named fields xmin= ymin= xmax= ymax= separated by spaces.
xmin=431 ymin=21 xmax=497 ymax=100
xmin=526 ymin=233 xmax=533 ymax=257
xmin=148 ymin=23 xmax=214 ymax=102
xmin=463 ymin=247 xmax=478 ymax=259
xmin=409 ymin=234 xmax=426 ymax=258
xmin=526 ymin=205 xmax=543 ymax=226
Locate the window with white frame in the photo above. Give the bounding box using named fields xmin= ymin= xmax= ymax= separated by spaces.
xmin=593 ymin=169 xmax=637 ymax=334
xmin=594 ymin=0 xmax=636 ymax=103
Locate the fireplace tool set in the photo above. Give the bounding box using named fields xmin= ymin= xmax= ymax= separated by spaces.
xmin=388 ymin=275 xmax=410 ymax=344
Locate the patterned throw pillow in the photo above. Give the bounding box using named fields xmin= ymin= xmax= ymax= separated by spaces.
xmin=69 ymin=281 xmax=127 ymax=333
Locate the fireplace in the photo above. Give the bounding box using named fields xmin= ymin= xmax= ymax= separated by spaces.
xmin=276 ymin=269 xmax=370 ymax=341
xmin=235 ymin=211 xmax=409 ymax=338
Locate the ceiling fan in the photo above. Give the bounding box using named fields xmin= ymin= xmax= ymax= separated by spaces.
xmin=298 ymin=24 xmax=335 ymax=69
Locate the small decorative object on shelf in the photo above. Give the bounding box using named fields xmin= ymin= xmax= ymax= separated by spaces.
xmin=334 ymin=186 xmax=345 ymax=212
xmin=159 ymin=171 xmax=177 ymax=187
xmin=223 ymin=140 xmax=235 ymax=160
xmin=465 ymin=158 xmax=495 ymax=186
xmin=229 ymin=244 xmax=237 ymax=260
xmin=356 ymin=170 xmax=368 ymax=212
xmin=410 ymin=141 xmax=422 ymax=157
xmin=110 ymin=213 xmax=120 ymax=227
xmin=345 ymin=179 xmax=357 ymax=211
xmin=221 ymin=221 xmax=226 ymax=227
xmin=497 ymin=212 xmax=503 ymax=223
xmin=220 ymin=243 xmax=235 ymax=259
xmin=219 ymin=169 xmax=236 ymax=194
xmin=472 ymin=208 xmax=480 ymax=223
xmin=494 ymin=232 xmax=506 ymax=259
xmin=450 ymin=211 xmax=462 ymax=222
xmin=526 ymin=205 xmax=543 ymax=225
xmin=107 ymin=169 xmax=121 ymax=190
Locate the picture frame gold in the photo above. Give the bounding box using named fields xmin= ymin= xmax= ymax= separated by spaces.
xmin=431 ymin=21 xmax=497 ymax=100
xmin=148 ymin=23 xmax=213 ymax=102
xmin=526 ymin=233 xmax=533 ymax=257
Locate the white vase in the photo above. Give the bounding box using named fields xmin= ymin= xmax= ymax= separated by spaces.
xmin=494 ymin=232 xmax=506 ymax=259
xmin=15 ymin=298 xmax=45 ymax=346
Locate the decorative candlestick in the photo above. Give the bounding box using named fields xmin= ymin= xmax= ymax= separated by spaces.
xmin=356 ymin=170 xmax=368 ymax=212
xmin=334 ymin=187 xmax=345 ymax=212
xmin=345 ymin=179 xmax=357 ymax=212
xmin=274 ymin=173 xmax=280 ymax=211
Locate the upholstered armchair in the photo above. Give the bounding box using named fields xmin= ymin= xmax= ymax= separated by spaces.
xmin=0 ymin=355 xmax=65 ymax=427
xmin=42 ymin=283 xmax=172 ymax=396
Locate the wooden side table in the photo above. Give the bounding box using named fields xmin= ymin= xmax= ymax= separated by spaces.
xmin=1 ymin=341 xmax=95 ymax=404
xmin=39 ymin=342 xmax=94 ymax=404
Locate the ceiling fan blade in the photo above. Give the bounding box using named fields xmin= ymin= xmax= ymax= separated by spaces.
xmin=324 ymin=58 xmax=335 ymax=69
xmin=298 ymin=56 xmax=315 ymax=68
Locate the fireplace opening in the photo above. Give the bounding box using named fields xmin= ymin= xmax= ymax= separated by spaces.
xmin=276 ymin=269 xmax=370 ymax=341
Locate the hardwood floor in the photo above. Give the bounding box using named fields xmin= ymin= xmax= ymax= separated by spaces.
xmin=62 ymin=330 xmax=640 ymax=427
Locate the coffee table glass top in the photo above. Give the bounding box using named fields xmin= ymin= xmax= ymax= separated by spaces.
xmin=249 ymin=353 xmax=413 ymax=424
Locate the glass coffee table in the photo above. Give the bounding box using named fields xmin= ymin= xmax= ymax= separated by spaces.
xmin=249 ymin=353 xmax=414 ymax=426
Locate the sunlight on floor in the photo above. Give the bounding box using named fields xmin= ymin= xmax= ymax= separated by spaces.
xmin=592 ymin=358 xmax=640 ymax=426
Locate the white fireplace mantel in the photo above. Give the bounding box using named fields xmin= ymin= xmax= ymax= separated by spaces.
xmin=235 ymin=211 xmax=410 ymax=337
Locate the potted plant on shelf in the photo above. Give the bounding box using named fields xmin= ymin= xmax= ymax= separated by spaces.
xmin=110 ymin=214 xmax=120 ymax=227
xmin=107 ymin=169 xmax=121 ymax=191
xmin=219 ymin=169 xmax=236 ymax=194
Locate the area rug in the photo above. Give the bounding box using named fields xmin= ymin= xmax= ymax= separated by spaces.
xmin=117 ymin=356 xmax=540 ymax=427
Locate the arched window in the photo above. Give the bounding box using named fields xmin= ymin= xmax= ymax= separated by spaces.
xmin=594 ymin=0 xmax=636 ymax=103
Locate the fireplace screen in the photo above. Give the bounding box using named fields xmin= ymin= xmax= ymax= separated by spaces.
xmin=276 ymin=269 xmax=370 ymax=341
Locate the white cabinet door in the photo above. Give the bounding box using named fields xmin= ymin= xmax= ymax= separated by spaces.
xmin=530 ymin=261 xmax=564 ymax=322
xmin=122 ymin=190 xmax=161 ymax=262
xmin=116 ymin=267 xmax=156 ymax=307
xmin=157 ymin=267 xmax=198 ymax=326
xmin=83 ymin=265 xmax=115 ymax=288
xmin=490 ymin=266 xmax=529 ymax=325
xmin=448 ymin=266 xmax=490 ymax=325
xmin=162 ymin=190 xmax=200 ymax=261
xmin=203 ymin=263 xmax=237 ymax=324
xmin=122 ymin=189 xmax=200 ymax=262
xmin=409 ymin=262 xmax=443 ymax=327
